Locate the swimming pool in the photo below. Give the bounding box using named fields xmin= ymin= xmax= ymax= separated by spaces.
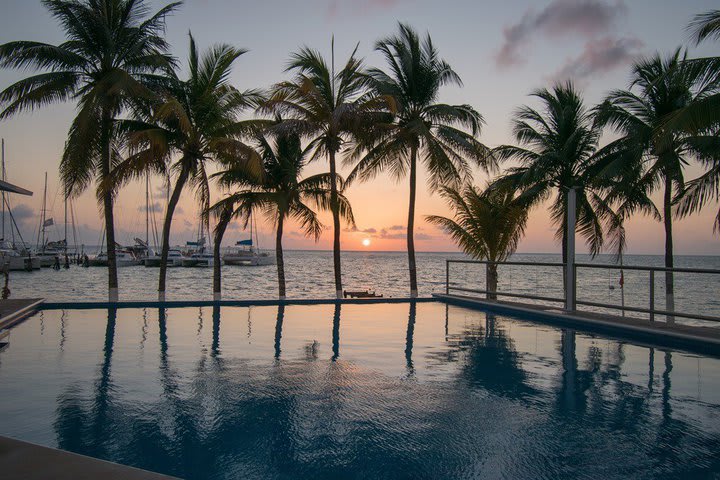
xmin=1 ymin=302 xmax=719 ymax=479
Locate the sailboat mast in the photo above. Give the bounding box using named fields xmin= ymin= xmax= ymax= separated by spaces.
xmin=1 ymin=138 xmax=5 ymax=240
xmin=145 ymin=173 xmax=149 ymax=247
xmin=64 ymin=188 xmax=68 ymax=255
xmin=41 ymin=172 xmax=47 ymax=249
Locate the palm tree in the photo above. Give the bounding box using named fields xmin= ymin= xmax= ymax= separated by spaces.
xmin=0 ymin=0 xmax=180 ymax=300
xmin=350 ymin=23 xmax=492 ymax=297
xmin=426 ymin=184 xmax=529 ymax=299
xmin=110 ymin=33 xmax=263 ymax=300
xmin=492 ymin=82 xmax=623 ymax=277
xmin=263 ymin=41 xmax=380 ymax=299
xmin=689 ymin=10 xmax=720 ymax=43
xmin=594 ymin=49 xmax=720 ymax=318
xmin=212 ymin=130 xmax=354 ymax=299
xmin=672 ymin=13 xmax=720 ymax=232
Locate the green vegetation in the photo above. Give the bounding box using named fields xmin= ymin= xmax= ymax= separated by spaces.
xmin=0 ymin=0 xmax=180 ymax=300
xmin=0 ymin=3 xmax=718 ymax=301
xmin=426 ymin=185 xmax=528 ymax=299
xmin=349 ymin=24 xmax=492 ymax=297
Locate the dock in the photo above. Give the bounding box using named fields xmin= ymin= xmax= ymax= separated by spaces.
xmin=0 ymin=436 xmax=178 ymax=480
xmin=0 ymin=299 xmax=43 ymax=330
xmin=435 ymin=293 xmax=720 ymax=356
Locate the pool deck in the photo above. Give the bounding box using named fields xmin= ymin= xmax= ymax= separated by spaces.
xmin=435 ymin=293 xmax=720 ymax=356
xmin=0 ymin=436 xmax=178 ymax=480
xmin=0 ymin=298 xmax=43 ymax=330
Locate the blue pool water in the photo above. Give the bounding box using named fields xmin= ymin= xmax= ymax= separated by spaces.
xmin=0 ymin=302 xmax=719 ymax=479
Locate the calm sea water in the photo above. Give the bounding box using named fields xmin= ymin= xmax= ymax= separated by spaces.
xmin=7 ymin=251 xmax=720 ymax=325
xmin=0 ymin=303 xmax=718 ymax=479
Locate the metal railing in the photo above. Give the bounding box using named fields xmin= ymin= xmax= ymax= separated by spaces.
xmin=445 ymin=259 xmax=720 ymax=324
xmin=574 ymin=263 xmax=720 ymax=323
xmin=446 ymin=259 xmax=566 ymax=305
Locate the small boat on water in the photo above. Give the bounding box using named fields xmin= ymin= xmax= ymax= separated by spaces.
xmin=144 ymin=248 xmax=187 ymax=267
xmin=222 ymin=213 xmax=274 ymax=266
xmin=88 ymin=249 xmax=141 ymax=267
xmin=181 ymin=251 xmax=216 ymax=267
xmin=0 ymin=241 xmax=40 ymax=271
xmin=223 ymin=243 xmax=274 ymax=266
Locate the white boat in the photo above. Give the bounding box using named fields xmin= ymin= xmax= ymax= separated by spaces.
xmin=222 ymin=245 xmax=274 ymax=266
xmin=0 ymin=241 xmax=40 ymax=270
xmin=181 ymin=251 xmax=216 ymax=267
xmin=144 ymin=248 xmax=187 ymax=267
xmin=88 ymin=249 xmax=141 ymax=267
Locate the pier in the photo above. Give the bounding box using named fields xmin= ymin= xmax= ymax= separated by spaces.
xmin=0 ymin=298 xmax=43 ymax=330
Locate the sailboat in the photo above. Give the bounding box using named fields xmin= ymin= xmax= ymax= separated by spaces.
xmin=0 ymin=139 xmax=40 ymax=270
xmin=181 ymin=213 xmax=216 ymax=267
xmin=222 ymin=211 xmax=274 ymax=266
xmin=33 ymin=173 xmax=63 ymax=267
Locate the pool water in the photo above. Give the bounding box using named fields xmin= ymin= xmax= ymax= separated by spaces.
xmin=0 ymin=302 xmax=719 ymax=479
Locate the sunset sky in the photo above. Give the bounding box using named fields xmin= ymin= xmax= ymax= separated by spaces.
xmin=1 ymin=0 xmax=719 ymax=255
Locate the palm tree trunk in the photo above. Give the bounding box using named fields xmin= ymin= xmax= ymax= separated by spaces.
xmin=407 ymin=145 xmax=418 ymax=297
xmin=486 ymin=262 xmax=498 ymax=300
xmin=328 ymin=150 xmax=342 ymax=298
xmin=212 ymin=208 xmax=232 ymax=301
xmin=663 ymin=175 xmax=675 ymax=323
xmin=158 ymin=165 xmax=190 ymax=300
xmin=276 ymin=214 xmax=286 ymax=299
xmin=100 ymin=106 xmax=118 ymax=301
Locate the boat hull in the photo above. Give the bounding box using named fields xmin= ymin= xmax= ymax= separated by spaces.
xmin=1 ymin=255 xmax=41 ymax=271
xmin=223 ymin=254 xmax=275 ymax=266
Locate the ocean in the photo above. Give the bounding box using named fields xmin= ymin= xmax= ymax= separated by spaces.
xmin=5 ymin=251 xmax=720 ymax=325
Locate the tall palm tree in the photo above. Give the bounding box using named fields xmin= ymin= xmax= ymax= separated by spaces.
xmin=0 ymin=0 xmax=180 ymax=300
xmin=110 ymin=33 xmax=263 ymax=300
xmin=263 ymin=41 xmax=380 ymax=298
xmin=212 ymin=130 xmax=354 ymax=299
xmin=594 ymin=49 xmax=720 ymax=317
xmin=492 ymin=82 xmax=623 ymax=277
xmin=426 ymin=184 xmax=529 ymax=299
xmin=350 ymin=23 xmax=492 ymax=297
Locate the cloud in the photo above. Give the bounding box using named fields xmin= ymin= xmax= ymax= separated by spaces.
xmin=344 ymin=223 xmax=433 ymax=241
xmin=8 ymin=203 xmax=35 ymax=225
xmin=496 ymin=0 xmax=627 ymax=67
xmin=137 ymin=201 xmax=164 ymax=213
xmin=551 ymin=35 xmax=643 ymax=80
xmin=343 ymin=226 xmax=377 ymax=234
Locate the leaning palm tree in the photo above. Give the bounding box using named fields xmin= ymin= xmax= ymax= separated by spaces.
xmin=0 ymin=0 xmax=180 ymax=300
xmin=263 ymin=41 xmax=381 ymax=298
xmin=594 ymin=49 xmax=720 ymax=318
xmin=426 ymin=184 xmax=529 ymax=300
xmin=110 ymin=33 xmax=263 ymax=300
xmin=212 ymin=130 xmax=354 ymax=299
xmin=350 ymin=23 xmax=492 ymax=297
xmin=492 ymin=82 xmax=623 ymax=280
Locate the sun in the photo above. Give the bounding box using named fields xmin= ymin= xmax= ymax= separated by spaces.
xmin=362 ymin=238 xmax=371 ymax=247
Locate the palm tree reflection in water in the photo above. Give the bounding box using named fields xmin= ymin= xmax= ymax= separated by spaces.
xmin=48 ymin=305 xmax=720 ymax=479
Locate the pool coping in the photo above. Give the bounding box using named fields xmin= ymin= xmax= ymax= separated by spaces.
xmin=435 ymin=293 xmax=720 ymax=357
xmin=39 ymin=296 xmax=438 ymax=310
xmin=0 ymin=435 xmax=178 ymax=479
xmin=0 ymin=299 xmax=44 ymax=330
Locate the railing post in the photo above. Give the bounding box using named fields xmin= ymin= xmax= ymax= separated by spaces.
xmin=445 ymin=260 xmax=450 ymax=295
xmin=649 ymin=270 xmax=655 ymax=322
xmin=565 ymin=187 xmax=576 ymax=312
